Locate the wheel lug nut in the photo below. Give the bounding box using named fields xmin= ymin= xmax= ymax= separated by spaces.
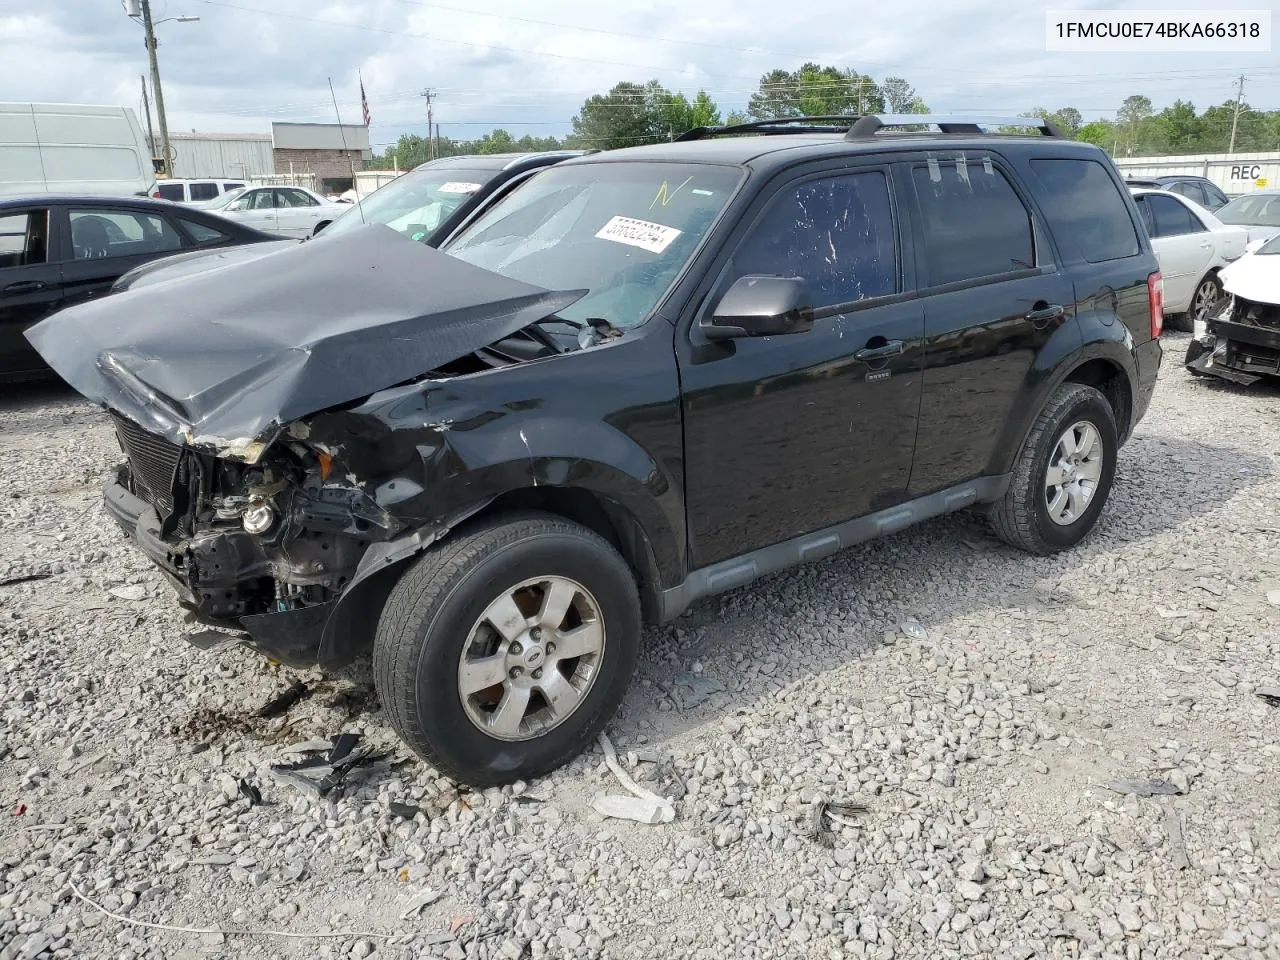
xmin=546 ymin=642 xmax=556 ymax=655
xmin=532 ymin=668 xmax=543 ymax=680
xmin=530 ymin=627 xmax=541 ymax=641
xmin=509 ymin=667 xmax=523 ymax=679
xmin=509 ymin=642 xmax=522 ymax=655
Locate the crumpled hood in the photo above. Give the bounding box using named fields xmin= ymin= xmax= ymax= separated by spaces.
xmin=113 ymin=239 xmax=298 ymax=293
xmin=27 ymin=224 xmax=583 ymax=460
xmin=1221 ymin=249 xmax=1280 ymax=306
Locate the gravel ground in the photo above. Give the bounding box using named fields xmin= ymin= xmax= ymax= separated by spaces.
xmin=2 ymin=331 xmax=1279 ymax=960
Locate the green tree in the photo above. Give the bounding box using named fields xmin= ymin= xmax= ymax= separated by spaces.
xmin=1075 ymin=120 xmax=1115 ymax=149
xmin=568 ymin=80 xmax=722 ymax=149
xmin=881 ymin=76 xmax=927 ymax=114
xmin=746 ymin=63 xmax=884 ymax=120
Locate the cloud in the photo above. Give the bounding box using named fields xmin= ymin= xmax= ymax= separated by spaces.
xmin=0 ymin=0 xmax=1272 ymax=150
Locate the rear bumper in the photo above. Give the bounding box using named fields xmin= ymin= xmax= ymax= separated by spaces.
xmin=1130 ymin=336 xmax=1162 ymax=436
xmin=104 ymin=472 xmax=331 ymax=667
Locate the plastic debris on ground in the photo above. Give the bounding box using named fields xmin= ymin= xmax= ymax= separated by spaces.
xmin=590 ymin=732 xmax=676 ymax=825
xmin=400 ymin=889 xmax=442 ymax=919
xmin=254 ymin=680 xmax=311 ymax=718
xmin=1103 ymin=778 xmax=1181 ymax=797
xmin=900 ymin=619 xmax=927 ymax=640
xmin=1257 ymin=687 xmax=1280 ymax=708
xmin=0 ymin=572 xmax=52 ymax=587
xmin=267 ymin=733 xmax=395 ymax=798
xmin=108 ymin=584 xmax=147 ymax=601
xmin=237 ymin=779 xmax=263 ymax=806
xmin=801 ymin=799 xmax=870 ymax=848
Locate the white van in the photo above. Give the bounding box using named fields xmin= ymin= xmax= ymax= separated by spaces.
xmin=0 ymin=102 xmax=155 ymax=198
xmin=152 ymin=178 xmax=248 ymax=203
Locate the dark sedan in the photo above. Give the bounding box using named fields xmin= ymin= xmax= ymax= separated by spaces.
xmin=0 ymin=195 xmax=279 ymax=382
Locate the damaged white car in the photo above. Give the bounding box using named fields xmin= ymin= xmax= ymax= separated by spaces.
xmin=1186 ymin=234 xmax=1280 ymax=385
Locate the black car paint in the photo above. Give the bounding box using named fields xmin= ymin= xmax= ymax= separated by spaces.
xmin=36 ymin=134 xmax=1161 ymax=669
xmin=0 ymin=196 xmax=277 ymax=381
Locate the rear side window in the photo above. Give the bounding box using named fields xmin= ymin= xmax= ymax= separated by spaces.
xmin=1204 ymin=183 xmax=1229 ymax=207
xmin=69 ymin=209 xmax=183 ymax=260
xmin=730 ymin=171 xmax=898 ymax=308
xmin=222 ymin=182 xmax=245 ymax=192
xmin=155 ymin=183 xmax=185 ymax=202
xmin=1148 ymin=194 xmax=1204 ymax=236
xmin=1029 ymin=159 xmax=1140 ymax=262
xmin=189 ymin=182 xmax=220 ymax=202
xmin=179 ymin=218 xmax=230 ymax=244
xmin=911 ymin=159 xmax=1034 ymax=286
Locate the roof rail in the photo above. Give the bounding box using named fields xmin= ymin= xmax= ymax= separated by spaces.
xmin=676 ymin=115 xmax=861 ymax=142
xmin=845 ymin=114 xmax=1063 ymax=140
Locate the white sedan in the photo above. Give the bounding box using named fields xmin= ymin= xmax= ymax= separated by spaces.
xmin=1129 ymin=187 xmax=1248 ymax=331
xmin=201 ymin=185 xmax=348 ymax=239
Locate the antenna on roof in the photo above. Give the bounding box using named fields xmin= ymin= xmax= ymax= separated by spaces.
xmin=327 ymin=76 xmax=365 ymax=225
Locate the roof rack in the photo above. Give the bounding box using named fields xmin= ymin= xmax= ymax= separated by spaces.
xmin=844 ymin=114 xmax=1063 ymax=140
xmin=675 ymin=115 xmax=861 ymax=142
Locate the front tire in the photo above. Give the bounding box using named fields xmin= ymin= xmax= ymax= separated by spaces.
xmin=989 ymin=383 xmax=1118 ymax=555
xmin=373 ymin=512 xmax=640 ymax=786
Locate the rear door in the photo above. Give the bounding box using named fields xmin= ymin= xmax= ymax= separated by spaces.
xmin=188 ymin=181 xmax=221 ymax=204
xmin=275 ymin=187 xmax=325 ymax=237
xmin=1137 ymin=193 xmax=1214 ymax=312
xmin=59 ymin=206 xmax=186 ymax=309
xmin=904 ymin=151 xmax=1076 ymax=496
xmin=0 ymin=206 xmax=61 ymax=377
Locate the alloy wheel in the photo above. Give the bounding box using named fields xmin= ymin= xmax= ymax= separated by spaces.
xmin=1044 ymin=421 xmax=1104 ymax=526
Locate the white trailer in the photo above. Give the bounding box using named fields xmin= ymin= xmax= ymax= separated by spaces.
xmin=1114 ymin=152 xmax=1277 ymax=196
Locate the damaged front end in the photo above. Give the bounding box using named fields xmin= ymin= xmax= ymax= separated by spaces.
xmin=1186 ymin=293 xmax=1280 ymax=385
xmin=25 ymin=224 xmax=588 ymax=666
xmin=104 ymin=412 xmax=404 ymax=666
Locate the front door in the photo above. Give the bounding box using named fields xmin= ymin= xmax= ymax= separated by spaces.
xmin=0 ymin=207 xmax=62 ymax=378
xmin=677 ymin=165 xmax=926 ymax=568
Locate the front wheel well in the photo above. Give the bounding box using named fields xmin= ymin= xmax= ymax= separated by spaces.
xmin=465 ymin=487 xmax=664 ymax=624
xmin=1064 ymin=358 xmax=1132 ymax=443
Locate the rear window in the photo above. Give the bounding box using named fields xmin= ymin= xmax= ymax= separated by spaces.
xmin=155 ymin=183 xmax=185 ymax=202
xmin=189 ymin=182 xmax=220 ymax=202
xmin=911 ymin=159 xmax=1034 ymax=286
xmin=1030 ymin=159 xmax=1141 ymax=262
xmin=179 ymin=218 xmax=229 ymax=244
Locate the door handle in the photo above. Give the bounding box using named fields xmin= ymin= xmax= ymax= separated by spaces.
xmin=3 ymin=280 xmax=46 ymax=294
xmin=854 ymin=339 xmax=904 ymax=362
xmin=1025 ymin=303 xmax=1065 ymax=324
xmin=1199 ymin=241 xmax=1213 ymax=249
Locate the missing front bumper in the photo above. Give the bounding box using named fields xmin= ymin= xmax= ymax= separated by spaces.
xmin=104 ymin=473 xmax=337 ymax=667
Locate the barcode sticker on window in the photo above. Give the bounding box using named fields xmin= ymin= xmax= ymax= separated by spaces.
xmin=437 ymin=182 xmax=482 ymax=194
xmin=927 ymin=158 xmax=941 ymax=183
xmin=595 ymin=215 xmax=682 ymax=253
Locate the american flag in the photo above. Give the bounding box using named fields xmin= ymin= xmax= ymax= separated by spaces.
xmin=360 ymin=77 xmax=371 ymax=127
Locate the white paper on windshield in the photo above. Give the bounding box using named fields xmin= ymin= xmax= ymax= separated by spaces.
xmin=595 ymin=216 xmax=682 ymax=254
xmin=437 ymin=181 xmax=482 ymax=194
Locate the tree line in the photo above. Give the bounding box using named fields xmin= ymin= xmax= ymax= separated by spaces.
xmin=369 ymin=67 xmax=1278 ymax=169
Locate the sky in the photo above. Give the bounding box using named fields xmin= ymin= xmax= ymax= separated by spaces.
xmin=1 ymin=0 xmax=1276 ymax=153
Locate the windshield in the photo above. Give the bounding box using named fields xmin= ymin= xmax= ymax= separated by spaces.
xmin=203 ymin=187 xmax=246 ymax=211
xmin=445 ymin=162 xmax=741 ymax=329
xmin=322 ymin=168 xmax=495 ymax=240
xmin=1217 ymin=193 xmax=1280 ymax=227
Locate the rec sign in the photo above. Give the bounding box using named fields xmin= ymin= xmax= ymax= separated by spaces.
xmin=1230 ymin=164 xmax=1263 ymax=181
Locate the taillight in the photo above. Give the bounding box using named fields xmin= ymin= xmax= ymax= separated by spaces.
xmin=151 ymin=190 xmax=162 ymax=199
xmin=1147 ymin=272 xmax=1164 ymax=338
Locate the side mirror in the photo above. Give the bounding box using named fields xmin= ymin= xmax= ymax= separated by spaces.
xmin=703 ymin=275 xmax=813 ymax=341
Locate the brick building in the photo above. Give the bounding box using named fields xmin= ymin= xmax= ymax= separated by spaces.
xmin=271 ymin=122 xmax=372 ymax=193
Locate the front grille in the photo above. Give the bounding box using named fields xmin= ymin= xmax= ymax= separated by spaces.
xmin=112 ymin=414 xmax=183 ymax=519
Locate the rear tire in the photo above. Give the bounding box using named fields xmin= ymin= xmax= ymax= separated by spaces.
xmin=373 ymin=512 xmax=640 ymax=786
xmin=989 ymin=383 xmax=1118 ymax=555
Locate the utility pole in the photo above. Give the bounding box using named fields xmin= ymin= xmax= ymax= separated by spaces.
xmin=139 ymin=74 xmax=155 ymax=163
xmin=139 ymin=0 xmax=171 ymax=177
xmin=421 ymin=89 xmax=435 ymax=160
xmin=1228 ymin=74 xmax=1246 ymax=153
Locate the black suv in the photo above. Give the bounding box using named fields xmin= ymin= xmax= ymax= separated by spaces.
xmin=30 ymin=115 xmax=1164 ymax=786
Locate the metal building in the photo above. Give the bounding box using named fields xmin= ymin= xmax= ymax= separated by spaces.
xmin=167 ymin=132 xmax=274 ymax=180
xmin=1114 ymin=152 xmax=1277 ymax=195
